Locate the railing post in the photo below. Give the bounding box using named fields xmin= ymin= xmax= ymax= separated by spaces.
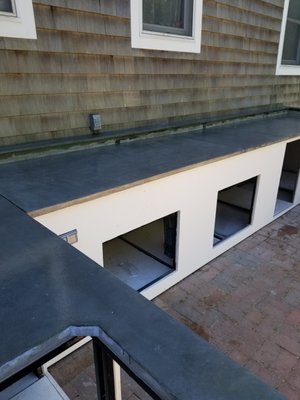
xmin=93 ymin=338 xmax=115 ymax=400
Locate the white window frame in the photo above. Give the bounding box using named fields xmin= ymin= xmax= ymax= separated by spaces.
xmin=0 ymin=0 xmax=36 ymax=39
xmin=131 ymin=0 xmax=202 ymax=53
xmin=276 ymin=0 xmax=300 ymax=75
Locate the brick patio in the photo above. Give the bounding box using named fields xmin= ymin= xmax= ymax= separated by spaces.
xmin=50 ymin=205 xmax=300 ymax=400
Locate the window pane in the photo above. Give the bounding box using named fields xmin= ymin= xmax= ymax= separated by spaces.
xmin=143 ymin=0 xmax=185 ymax=29
xmin=143 ymin=0 xmax=193 ymax=36
xmin=0 ymin=0 xmax=13 ymax=13
xmin=288 ymin=0 xmax=300 ymax=21
xmin=282 ymin=20 xmax=300 ymax=64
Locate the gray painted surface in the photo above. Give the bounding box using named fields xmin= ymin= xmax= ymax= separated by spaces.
xmin=0 ymin=111 xmax=300 ymax=215
xmin=0 ymin=196 xmax=286 ymax=399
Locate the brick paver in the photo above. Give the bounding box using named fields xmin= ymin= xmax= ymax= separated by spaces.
xmin=51 ymin=205 xmax=300 ymax=400
xmin=155 ymin=205 xmax=300 ymax=400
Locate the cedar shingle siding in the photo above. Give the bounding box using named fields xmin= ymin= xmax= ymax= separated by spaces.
xmin=0 ymin=0 xmax=299 ymax=145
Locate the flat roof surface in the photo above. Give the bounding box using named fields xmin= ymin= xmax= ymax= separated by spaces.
xmin=0 ymin=195 xmax=286 ymax=399
xmin=0 ymin=110 xmax=300 ymax=216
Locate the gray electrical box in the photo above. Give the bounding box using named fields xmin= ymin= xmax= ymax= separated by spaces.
xmin=89 ymin=113 xmax=102 ymax=132
xmin=60 ymin=229 xmax=78 ymax=244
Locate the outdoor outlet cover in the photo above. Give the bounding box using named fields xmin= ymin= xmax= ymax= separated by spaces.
xmin=89 ymin=113 xmax=102 ymax=132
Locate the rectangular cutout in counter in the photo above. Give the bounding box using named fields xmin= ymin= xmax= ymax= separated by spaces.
xmin=214 ymin=177 xmax=257 ymax=245
xmin=103 ymin=213 xmax=177 ymax=291
xmin=275 ymin=139 xmax=300 ymax=215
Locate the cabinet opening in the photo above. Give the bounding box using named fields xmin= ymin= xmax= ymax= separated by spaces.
xmin=213 ymin=177 xmax=257 ymax=245
xmin=103 ymin=213 xmax=177 ymax=291
xmin=275 ymin=139 xmax=300 ymax=215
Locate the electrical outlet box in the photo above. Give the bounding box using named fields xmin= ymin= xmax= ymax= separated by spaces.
xmin=89 ymin=113 xmax=102 ymax=132
xmin=60 ymin=229 xmax=78 ymax=245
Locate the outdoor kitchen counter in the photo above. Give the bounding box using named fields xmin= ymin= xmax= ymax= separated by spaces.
xmin=0 ymin=110 xmax=299 ymax=216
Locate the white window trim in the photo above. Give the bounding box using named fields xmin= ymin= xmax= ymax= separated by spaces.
xmin=276 ymin=0 xmax=300 ymax=75
xmin=130 ymin=0 xmax=202 ymax=53
xmin=0 ymin=0 xmax=36 ymax=39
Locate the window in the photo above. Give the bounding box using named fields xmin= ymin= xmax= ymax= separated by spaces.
xmin=0 ymin=0 xmax=16 ymax=15
xmin=0 ymin=0 xmax=36 ymax=39
xmin=143 ymin=0 xmax=193 ymax=37
xmin=276 ymin=0 xmax=300 ymax=75
xmin=131 ymin=0 xmax=202 ymax=53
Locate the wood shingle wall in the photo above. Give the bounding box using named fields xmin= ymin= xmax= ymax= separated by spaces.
xmin=0 ymin=0 xmax=299 ymax=146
